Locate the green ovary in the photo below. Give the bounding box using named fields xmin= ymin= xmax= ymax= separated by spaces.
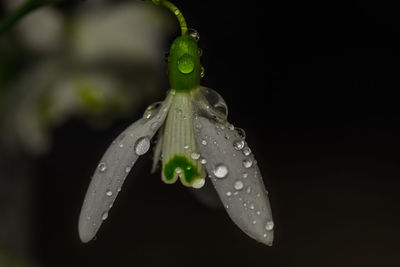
xmin=164 ymin=154 xmax=201 ymax=185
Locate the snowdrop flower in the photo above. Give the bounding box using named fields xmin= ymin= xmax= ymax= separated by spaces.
xmin=79 ymin=0 xmax=274 ymax=246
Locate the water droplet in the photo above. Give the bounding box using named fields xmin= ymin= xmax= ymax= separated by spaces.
xmin=175 ymin=168 xmax=182 ymax=174
xmin=200 ymin=66 xmax=205 ymax=78
xmin=117 ymin=187 xmax=121 ymax=192
xmin=178 ymin=54 xmax=195 ymax=74
xmin=250 ymin=204 xmax=255 ymax=210
xmin=265 ymin=221 xmax=274 ymax=231
xmin=119 ymin=143 xmax=124 ymax=148
xmin=191 ymin=152 xmax=200 ymax=160
xmin=242 ymin=172 xmax=248 ymax=178
xmin=226 ymin=191 xmax=232 ymax=197
xmin=98 ymin=163 xmax=107 ymax=172
xmin=235 ymin=127 xmax=246 ymax=139
xmin=135 ymin=137 xmax=150 ymax=155
xmin=252 ymin=220 xmax=257 ymax=225
xmin=192 ymin=178 xmax=205 ymax=189
xmin=256 ymin=211 xmax=261 ymax=216
xmin=225 ymin=204 xmax=229 ymax=209
xmin=201 ymin=140 xmax=207 ymax=145
xmin=125 ymin=166 xmax=131 ymax=173
xmin=174 ymin=9 xmax=180 ymax=15
xmin=246 ymin=186 xmax=251 ymax=193
xmin=234 ymin=180 xmax=244 ymax=190
xmin=243 ymin=147 xmax=251 ymax=156
xmin=227 ymin=123 xmax=234 ymax=131
xmin=243 ymin=159 xmax=253 ymax=168
xmin=213 ymin=164 xmax=229 ymax=178
xmin=200 ymin=158 xmax=207 ymax=164
xmin=233 ymin=140 xmax=245 ymax=150
xmin=184 ymin=145 xmax=189 ymax=149
xmin=195 ymin=123 xmax=203 ymax=129
xmin=263 ymin=233 xmax=267 ymax=238
xmin=142 ymin=101 xmax=162 ymax=119
xmin=106 ymin=190 xmax=113 ymax=197
xmin=198 ymin=48 xmax=203 ymax=56
xmin=188 ymin=28 xmax=200 ymax=41
xmin=101 ymin=212 xmax=108 ymax=220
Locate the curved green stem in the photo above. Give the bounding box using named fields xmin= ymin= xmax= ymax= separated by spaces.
xmin=0 ymin=0 xmax=62 ymax=35
xmin=152 ymin=0 xmax=187 ymax=35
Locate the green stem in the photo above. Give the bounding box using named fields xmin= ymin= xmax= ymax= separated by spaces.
xmin=0 ymin=0 xmax=61 ymax=35
xmin=152 ymin=0 xmax=187 ymax=35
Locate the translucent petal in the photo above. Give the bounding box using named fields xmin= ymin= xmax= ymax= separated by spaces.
xmin=78 ymin=93 xmax=173 ymax=243
xmin=193 ymin=115 xmax=274 ymax=246
xmin=191 ymin=86 xmax=228 ymax=123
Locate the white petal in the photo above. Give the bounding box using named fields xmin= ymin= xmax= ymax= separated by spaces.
xmin=193 ymin=116 xmax=274 ymax=246
xmin=78 ymin=93 xmax=173 ymax=243
xmin=161 ymin=92 xmax=204 ymax=187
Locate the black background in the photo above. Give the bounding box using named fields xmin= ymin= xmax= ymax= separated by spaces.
xmin=35 ymin=0 xmax=400 ymax=266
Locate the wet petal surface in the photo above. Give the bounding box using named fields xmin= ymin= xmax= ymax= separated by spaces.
xmin=193 ymin=115 xmax=274 ymax=246
xmin=78 ymin=94 xmax=173 ymax=243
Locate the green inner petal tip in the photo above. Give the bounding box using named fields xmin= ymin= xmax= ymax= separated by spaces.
xmin=164 ymin=154 xmax=200 ymax=185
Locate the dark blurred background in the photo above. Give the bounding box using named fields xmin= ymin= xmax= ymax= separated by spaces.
xmin=1 ymin=0 xmax=400 ymax=266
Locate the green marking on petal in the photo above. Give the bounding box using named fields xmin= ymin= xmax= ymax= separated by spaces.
xmin=164 ymin=154 xmax=200 ymax=185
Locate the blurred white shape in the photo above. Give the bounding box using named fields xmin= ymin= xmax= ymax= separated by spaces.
xmin=0 ymin=1 xmax=175 ymax=155
xmin=72 ymin=2 xmax=172 ymax=65
xmin=15 ymin=7 xmax=65 ymax=54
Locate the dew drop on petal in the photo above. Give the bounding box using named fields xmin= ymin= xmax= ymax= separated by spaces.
xmin=234 ymin=180 xmax=244 ymax=190
xmin=213 ymin=164 xmax=229 ymax=178
xmin=101 ymin=212 xmax=108 ymax=221
xmin=191 ymin=152 xmax=201 ymax=160
xmin=243 ymin=159 xmax=253 ymax=168
xmin=233 ymin=140 xmax=245 ymax=150
xmin=135 ymin=137 xmax=150 ymax=155
xmin=265 ymin=221 xmax=274 ymax=231
xmin=252 ymin=220 xmax=257 ymax=225
xmin=98 ymin=163 xmax=107 ymax=172
xmin=235 ymin=127 xmax=246 ymax=139
xmin=200 ymin=158 xmax=207 ymax=164
xmin=125 ymin=166 xmax=131 ymax=173
xmin=243 ymin=147 xmax=251 ymax=156
xmin=226 ymin=191 xmax=232 ymax=197
xmin=242 ymin=172 xmax=248 ymax=178
xmin=201 ymin=140 xmax=207 ymax=145
xmin=256 ymin=211 xmax=261 ymax=216
xmin=184 ymin=145 xmax=189 ymax=149
xmin=250 ymin=204 xmax=255 ymax=210
xmin=106 ymin=190 xmax=113 ymax=197
xmin=143 ymin=101 xmax=162 ymax=119
xmin=246 ymin=186 xmax=251 ymax=193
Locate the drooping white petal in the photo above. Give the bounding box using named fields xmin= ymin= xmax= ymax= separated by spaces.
xmin=78 ymin=93 xmax=173 ymax=243
xmin=193 ymin=116 xmax=274 ymax=246
xmin=161 ymin=92 xmax=205 ymax=187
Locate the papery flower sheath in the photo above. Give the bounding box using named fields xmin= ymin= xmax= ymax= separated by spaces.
xmin=78 ymin=0 xmax=274 ymax=246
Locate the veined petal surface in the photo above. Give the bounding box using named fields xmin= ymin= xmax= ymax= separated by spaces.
xmin=78 ymin=93 xmax=173 ymax=243
xmin=193 ymin=115 xmax=274 ymax=246
xmin=161 ymin=92 xmax=205 ymax=187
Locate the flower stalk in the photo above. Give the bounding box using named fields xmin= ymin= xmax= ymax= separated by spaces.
xmin=152 ymin=0 xmax=187 ymax=35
